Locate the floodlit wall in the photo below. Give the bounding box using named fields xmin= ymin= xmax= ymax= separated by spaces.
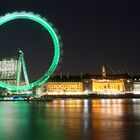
xmin=92 ymin=79 xmax=125 ymax=94
xmin=47 ymin=82 xmax=83 ymax=95
xmin=133 ymin=82 xmax=140 ymax=94
xmin=0 ymin=58 xmax=18 ymax=85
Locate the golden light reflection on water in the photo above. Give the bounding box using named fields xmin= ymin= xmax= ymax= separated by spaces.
xmin=91 ymin=99 xmax=123 ymax=116
xmin=45 ymin=99 xmax=140 ymax=140
xmin=1 ymin=99 xmax=140 ymax=140
xmin=90 ymin=99 xmax=125 ymax=140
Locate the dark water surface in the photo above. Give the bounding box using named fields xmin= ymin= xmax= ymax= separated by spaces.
xmin=0 ymin=99 xmax=140 ymax=140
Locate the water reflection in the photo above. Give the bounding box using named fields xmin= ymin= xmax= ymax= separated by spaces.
xmin=0 ymin=99 xmax=140 ymax=140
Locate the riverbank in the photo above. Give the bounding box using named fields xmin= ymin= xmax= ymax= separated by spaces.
xmin=1 ymin=93 xmax=140 ymax=101
xmin=0 ymin=95 xmax=52 ymax=102
xmin=48 ymin=93 xmax=140 ymax=99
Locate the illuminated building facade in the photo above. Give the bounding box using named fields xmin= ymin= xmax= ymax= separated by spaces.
xmin=91 ymin=67 xmax=133 ymax=94
xmin=0 ymin=56 xmax=18 ymax=85
xmin=83 ymin=79 xmax=92 ymax=94
xmin=47 ymin=82 xmax=83 ymax=95
xmin=35 ymin=75 xmax=84 ymax=95
xmin=91 ymin=66 xmax=126 ymax=94
xmin=133 ymin=76 xmax=140 ymax=94
xmin=92 ymin=79 xmax=125 ymax=94
xmin=35 ymin=73 xmax=134 ymax=95
xmin=91 ymin=77 xmax=133 ymax=94
xmin=46 ymin=75 xmax=83 ymax=95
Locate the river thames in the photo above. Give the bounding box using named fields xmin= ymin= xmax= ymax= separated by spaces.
xmin=0 ymin=99 xmax=140 ymax=140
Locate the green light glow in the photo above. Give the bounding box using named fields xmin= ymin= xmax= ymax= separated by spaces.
xmin=0 ymin=11 xmax=61 ymax=91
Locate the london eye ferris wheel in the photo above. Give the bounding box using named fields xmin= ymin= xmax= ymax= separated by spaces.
xmin=0 ymin=11 xmax=62 ymax=92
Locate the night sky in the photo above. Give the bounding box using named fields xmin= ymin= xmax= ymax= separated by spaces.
xmin=0 ymin=0 xmax=140 ymax=82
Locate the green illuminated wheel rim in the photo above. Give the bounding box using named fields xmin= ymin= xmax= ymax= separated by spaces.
xmin=0 ymin=11 xmax=61 ymax=91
